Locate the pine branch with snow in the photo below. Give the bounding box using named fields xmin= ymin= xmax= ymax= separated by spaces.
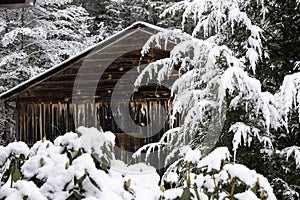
xmin=160 ymin=0 xmax=265 ymax=73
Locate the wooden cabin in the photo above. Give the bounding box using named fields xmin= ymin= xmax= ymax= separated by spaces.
xmin=0 ymin=22 xmax=178 ymax=163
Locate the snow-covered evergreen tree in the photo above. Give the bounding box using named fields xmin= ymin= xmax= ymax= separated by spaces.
xmin=75 ymin=0 xmax=123 ymax=35
xmin=134 ymin=0 xmax=300 ymax=198
xmin=76 ymin=0 xmax=181 ymax=35
xmin=0 ymin=0 xmax=104 ymax=92
xmin=255 ymin=0 xmax=300 ymax=92
xmin=0 ymin=0 xmax=106 ymax=144
xmin=135 ymin=0 xmax=270 ymax=161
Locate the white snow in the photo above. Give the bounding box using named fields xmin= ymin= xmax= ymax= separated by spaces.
xmin=0 ymin=127 xmax=278 ymax=200
xmin=162 ymin=188 xmax=183 ymax=199
xmin=229 ymin=122 xmax=260 ymax=162
xmin=184 ymin=147 xmax=201 ymax=163
xmin=224 ymin=164 xmax=277 ymax=200
xmin=110 ymin=160 xmax=161 ymax=200
xmin=0 ymin=180 xmax=47 ymax=200
xmin=197 ymin=147 xmax=230 ymax=171
xmin=6 ymin=141 xmax=30 ymax=158
xmin=235 ymin=190 xmax=260 ymax=200
xmin=165 ymin=172 xmax=178 ymax=183
xmin=0 ymin=127 xmax=165 ymax=199
xmin=281 ymin=146 xmax=300 ymax=169
xmin=275 ymin=72 xmax=300 ymax=128
xmin=224 ymin=164 xmax=258 ymax=187
xmin=0 ymin=146 xmax=8 ymax=166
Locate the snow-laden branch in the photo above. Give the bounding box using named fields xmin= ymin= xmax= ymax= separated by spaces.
xmin=160 ymin=0 xmax=264 ymax=73
xmin=229 ymin=122 xmax=273 ymax=162
xmin=281 ymin=146 xmax=300 ymax=169
xmin=141 ymin=29 xmax=192 ymax=57
xmin=219 ymin=67 xmax=281 ymax=131
xmin=275 ymin=72 xmax=300 ymax=128
xmin=2 ymin=28 xmax=47 ymax=47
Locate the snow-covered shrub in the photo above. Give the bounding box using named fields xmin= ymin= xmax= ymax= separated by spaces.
xmin=0 ymin=141 xmax=29 ymax=187
xmin=0 ymin=129 xmax=277 ymax=199
xmin=0 ymin=127 xmax=161 ymax=200
xmin=160 ymin=147 xmax=277 ymax=200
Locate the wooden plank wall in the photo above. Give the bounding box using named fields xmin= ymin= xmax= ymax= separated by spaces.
xmin=17 ymin=98 xmax=172 ymax=162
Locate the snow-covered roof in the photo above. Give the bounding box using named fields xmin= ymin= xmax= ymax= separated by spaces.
xmin=0 ymin=21 xmax=167 ymax=101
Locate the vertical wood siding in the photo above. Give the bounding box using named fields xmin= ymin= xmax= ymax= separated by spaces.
xmin=17 ymin=98 xmax=174 ymax=161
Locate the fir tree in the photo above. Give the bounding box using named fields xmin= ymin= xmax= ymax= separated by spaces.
xmin=134 ymin=0 xmax=300 ymax=198
xmin=0 ymin=0 xmax=106 ymax=144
